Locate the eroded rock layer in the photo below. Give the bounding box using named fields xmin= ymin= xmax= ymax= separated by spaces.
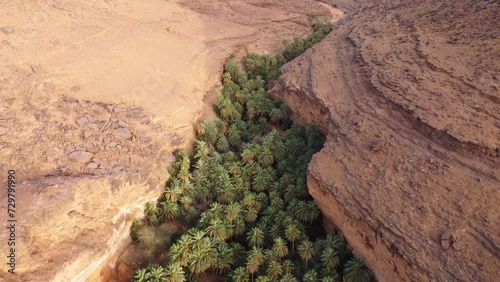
xmin=270 ymin=0 xmax=499 ymax=281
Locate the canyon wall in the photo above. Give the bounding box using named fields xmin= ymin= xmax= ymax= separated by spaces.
xmin=270 ymin=0 xmax=499 ymax=281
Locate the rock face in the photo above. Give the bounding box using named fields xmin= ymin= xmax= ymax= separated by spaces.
xmin=270 ymin=0 xmax=499 ymax=281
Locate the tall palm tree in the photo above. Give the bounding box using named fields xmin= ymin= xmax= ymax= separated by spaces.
xmin=246 ymin=227 xmax=265 ymax=247
xmin=233 ymin=217 xmax=246 ymax=236
xmin=164 ymin=185 xmax=183 ymax=203
xmin=194 ymin=140 xmax=210 ymax=161
xmin=206 ymin=218 xmax=230 ymax=241
xmin=209 ymin=202 xmax=225 ymax=219
xmin=279 ymin=273 xmax=298 ymax=282
xmin=132 ymin=268 xmax=149 ymax=282
xmin=213 ymin=242 xmax=234 ymax=274
xmin=246 ymin=257 xmax=261 ymax=282
xmin=269 ymin=108 xmax=283 ymax=127
xmin=226 ymin=202 xmax=242 ymax=223
xmin=165 ymin=263 xmax=185 ymax=282
xmin=282 ymin=260 xmax=293 ymax=274
xmin=169 ymin=234 xmax=192 ymax=267
xmin=284 ymin=224 xmax=301 ymax=251
xmin=217 ymin=136 xmax=230 ymax=152
xmin=273 ymin=237 xmax=289 ymax=259
xmin=242 ymin=192 xmax=258 ymax=209
xmin=298 ymin=239 xmax=315 ymax=264
xmin=241 ymin=148 xmax=255 ymax=164
xmin=147 ymin=264 xmax=167 ymax=281
xmin=144 ymin=201 xmax=159 ymax=226
xmin=188 ymin=240 xmax=217 ymax=276
xmin=217 ymin=185 xmax=237 ymax=204
xmin=321 ymin=247 xmax=340 ymax=270
xmin=266 ymin=260 xmax=283 ymax=280
xmin=294 ymin=201 xmax=320 ymax=223
xmin=177 ymin=167 xmax=191 ymax=182
xmin=159 ymin=201 xmax=181 ymax=222
xmin=257 ymin=146 xmax=274 ymax=168
xmin=244 ymin=207 xmax=258 ymax=223
xmin=231 ymin=267 xmax=250 ymax=282
xmin=255 ymin=276 xmax=271 ymax=282
xmin=343 ymin=255 xmax=372 ymax=282
xmin=303 ymin=269 xmax=318 ymax=282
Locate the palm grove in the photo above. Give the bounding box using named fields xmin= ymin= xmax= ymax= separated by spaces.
xmin=131 ymin=23 xmax=372 ymax=282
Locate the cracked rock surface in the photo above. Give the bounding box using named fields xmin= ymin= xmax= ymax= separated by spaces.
xmin=270 ymin=0 xmax=499 ymax=281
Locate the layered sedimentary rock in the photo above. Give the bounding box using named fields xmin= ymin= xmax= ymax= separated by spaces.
xmin=270 ymin=0 xmax=499 ymax=281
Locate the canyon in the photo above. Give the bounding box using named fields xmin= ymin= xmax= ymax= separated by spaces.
xmin=0 ymin=0 xmax=498 ymax=281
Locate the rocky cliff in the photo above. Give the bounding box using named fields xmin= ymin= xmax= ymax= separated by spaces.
xmin=269 ymin=0 xmax=499 ymax=281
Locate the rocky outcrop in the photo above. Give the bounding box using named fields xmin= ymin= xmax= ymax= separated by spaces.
xmin=269 ymin=0 xmax=499 ymax=281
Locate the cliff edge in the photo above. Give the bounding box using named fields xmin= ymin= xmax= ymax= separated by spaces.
xmin=270 ymin=0 xmax=499 ymax=280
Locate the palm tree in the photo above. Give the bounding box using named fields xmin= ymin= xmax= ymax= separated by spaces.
xmin=206 ymin=218 xmax=230 ymax=241
xmin=164 ymin=185 xmax=183 ymax=203
xmin=269 ymin=108 xmax=283 ymax=127
xmin=232 ymin=267 xmax=250 ymax=282
xmin=294 ymin=201 xmax=320 ymax=223
xmin=180 ymin=195 xmax=193 ymax=210
xmin=177 ymin=167 xmax=191 ymax=182
xmin=183 ymin=205 xmax=199 ymax=224
xmin=246 ymin=257 xmax=260 ymax=282
xmin=228 ymin=162 xmax=242 ymax=176
xmin=133 ymin=268 xmax=149 ymax=282
xmin=279 ymin=273 xmax=298 ymax=282
xmin=279 ymin=101 xmax=291 ymax=122
xmin=273 ymin=237 xmax=288 ymax=259
xmin=244 ymin=207 xmax=258 ymax=223
xmin=248 ymin=246 xmax=265 ymax=265
xmin=266 ymin=261 xmax=283 ymax=280
xmin=321 ymin=247 xmax=340 ymax=270
xmin=194 ymin=140 xmax=210 ymax=161
xmin=303 ymin=269 xmax=318 ymax=282
xmin=324 ymin=234 xmax=342 ymax=251
xmin=319 ymin=268 xmax=339 ymax=282
xmin=217 ymin=185 xmax=237 ymax=204
xmin=209 ymin=202 xmax=225 ymax=219
xmin=241 ymin=148 xmax=255 ymax=164
xmin=213 ymin=242 xmax=234 ymax=274
xmin=246 ymin=227 xmax=265 ymax=247
xmin=282 ymin=260 xmax=293 ymax=274
xmin=227 ymin=124 xmax=242 ymax=147
xmin=169 ymin=234 xmax=192 ymax=267
xmin=284 ymin=224 xmax=301 ymax=251
xmin=257 ymin=146 xmax=274 ymax=168
xmin=298 ymin=239 xmax=315 ymax=264
xmin=233 ymin=217 xmax=246 ymax=236
xmin=343 ymin=255 xmax=372 ymax=282
xmin=188 ymin=240 xmax=218 ymax=276
xmin=225 ymin=202 xmax=242 ymax=223
xmin=217 ymin=136 xmax=230 ymax=152
xmin=242 ymin=192 xmax=259 ymax=209
xmin=222 ymin=72 xmax=232 ymax=84
xmin=144 ymin=201 xmax=159 ymax=225
xmin=159 ymin=201 xmax=181 ymax=222
xmin=255 ymin=276 xmax=271 ymax=282
xmin=147 ymin=264 xmax=167 ymax=281
xmin=165 ymin=263 xmax=185 ymax=282
xmin=252 ymin=173 xmax=268 ymax=192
